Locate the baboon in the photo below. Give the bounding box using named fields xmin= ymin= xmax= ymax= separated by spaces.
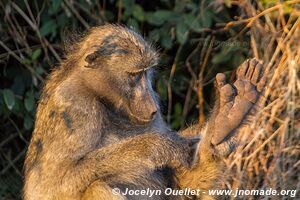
xmin=23 ymin=24 xmax=266 ymax=200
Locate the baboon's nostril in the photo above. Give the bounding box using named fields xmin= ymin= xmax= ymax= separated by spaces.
xmin=151 ymin=111 xmax=157 ymax=118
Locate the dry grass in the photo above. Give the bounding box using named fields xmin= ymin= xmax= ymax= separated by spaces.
xmin=224 ymin=1 xmax=300 ymax=199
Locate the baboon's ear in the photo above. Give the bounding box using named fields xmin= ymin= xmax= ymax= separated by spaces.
xmin=84 ymin=52 xmax=101 ymax=69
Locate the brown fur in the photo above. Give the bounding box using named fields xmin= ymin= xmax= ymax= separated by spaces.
xmin=23 ymin=24 xmax=265 ymax=200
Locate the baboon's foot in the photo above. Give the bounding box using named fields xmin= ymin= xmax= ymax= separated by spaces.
xmin=211 ymin=58 xmax=266 ymax=146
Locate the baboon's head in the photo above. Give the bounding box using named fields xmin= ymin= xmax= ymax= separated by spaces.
xmin=74 ymin=25 xmax=159 ymax=125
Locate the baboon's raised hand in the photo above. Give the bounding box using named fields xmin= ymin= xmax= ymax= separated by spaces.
xmin=177 ymin=59 xmax=267 ymax=198
xmin=206 ymin=58 xmax=266 ymax=156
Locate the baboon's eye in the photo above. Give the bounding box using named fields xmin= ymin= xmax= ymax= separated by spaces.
xmin=128 ymin=72 xmax=142 ymax=83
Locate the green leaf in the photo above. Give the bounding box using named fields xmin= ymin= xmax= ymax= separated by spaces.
xmin=202 ymin=10 xmax=214 ymax=28
xmin=212 ymin=42 xmax=241 ymax=64
xmin=122 ymin=7 xmax=133 ymax=20
xmin=121 ymin=0 xmax=135 ymax=20
xmin=36 ymin=66 xmax=45 ymax=75
xmin=24 ymin=115 xmax=33 ymax=130
xmin=146 ymin=13 xmax=162 ymax=26
xmin=12 ymin=98 xmax=21 ymax=115
xmin=183 ymin=13 xmax=194 ymax=26
xmin=24 ymin=94 xmax=35 ymax=112
xmin=127 ymin=18 xmax=140 ymax=32
xmin=171 ymin=118 xmax=181 ymax=129
xmin=212 ymin=49 xmax=232 ymax=64
xmin=174 ymin=103 xmax=182 ymax=115
xmin=161 ymin=35 xmax=172 ymax=49
xmin=174 ymin=1 xmax=186 ymax=12
xmin=57 ymin=13 xmax=67 ymax=28
xmin=121 ymin=0 xmax=135 ymax=8
xmin=176 ymin=22 xmax=188 ymax=44
xmin=40 ymin=19 xmax=57 ymax=37
xmin=154 ymin=10 xmax=174 ymax=20
xmin=149 ymin=29 xmax=160 ymax=42
xmin=3 ymin=89 xmax=15 ymax=110
xmin=184 ymin=14 xmax=202 ymax=32
xmin=132 ymin=5 xmax=144 ymax=21
xmin=146 ymin=10 xmax=175 ymax=26
xmin=21 ymin=58 xmax=31 ymax=65
xmin=51 ymin=0 xmax=62 ymax=12
xmin=232 ymin=53 xmax=245 ymax=67
xmin=156 ymin=78 xmax=167 ymax=99
xmin=190 ymin=18 xmax=202 ymax=32
xmin=105 ymin=11 xmax=115 ymax=21
xmin=212 ymin=53 xmax=229 ymax=64
xmin=31 ymin=48 xmax=42 ymax=60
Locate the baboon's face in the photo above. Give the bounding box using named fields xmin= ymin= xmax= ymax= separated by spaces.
xmin=120 ymin=69 xmax=158 ymax=124
xmin=80 ymin=29 xmax=159 ymax=125
xmin=82 ymin=65 xmax=158 ymax=125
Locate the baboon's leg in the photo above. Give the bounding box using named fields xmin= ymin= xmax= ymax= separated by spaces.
xmin=177 ymin=58 xmax=267 ymax=199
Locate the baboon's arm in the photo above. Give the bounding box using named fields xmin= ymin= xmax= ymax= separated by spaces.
xmin=177 ymin=108 xmax=240 ymax=200
xmin=177 ymin=124 xmax=230 ymax=200
xmin=60 ymin=132 xmax=191 ymax=192
xmin=178 ymin=125 xmax=225 ymax=191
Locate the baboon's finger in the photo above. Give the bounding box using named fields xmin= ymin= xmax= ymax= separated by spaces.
xmin=222 ymin=101 xmax=234 ymax=116
xmin=251 ymin=62 xmax=263 ymax=84
xmin=220 ymin=84 xmax=235 ymax=107
xmin=211 ymin=124 xmax=232 ymax=145
xmin=237 ymin=59 xmax=249 ymax=79
xmin=233 ymin=80 xmax=245 ymax=95
xmin=221 ymin=84 xmax=235 ymax=98
xmin=246 ymin=59 xmax=258 ymax=81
